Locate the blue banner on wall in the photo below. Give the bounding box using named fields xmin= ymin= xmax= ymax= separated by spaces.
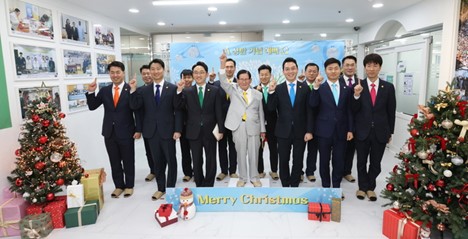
xmin=169 ymin=41 xmax=345 ymax=85
xmin=166 ymin=187 xmax=341 ymax=212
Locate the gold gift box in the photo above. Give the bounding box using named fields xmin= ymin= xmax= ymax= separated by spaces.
xmin=80 ymin=168 xmax=106 ymax=210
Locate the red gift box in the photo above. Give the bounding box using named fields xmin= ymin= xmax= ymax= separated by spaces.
xmin=308 ymin=202 xmax=331 ymax=222
xmin=382 ymin=209 xmax=421 ymax=239
xmin=158 ymin=204 xmax=173 ymax=218
xmin=155 ymin=205 xmax=178 ymax=228
xmin=25 ymin=196 xmax=67 ymax=229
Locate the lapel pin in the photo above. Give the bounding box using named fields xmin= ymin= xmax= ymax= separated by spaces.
xmin=207 ymin=89 xmax=210 ymax=92
xmin=166 ymin=86 xmax=169 ymax=89
xmin=381 ymin=85 xmax=384 ymax=88
xmin=299 ymin=85 xmax=302 ymax=88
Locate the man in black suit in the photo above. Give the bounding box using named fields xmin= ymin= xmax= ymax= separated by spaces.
xmin=86 ymin=61 xmax=141 ymax=198
xmin=268 ymin=57 xmax=313 ymax=187
xmin=255 ymin=64 xmax=279 ymax=180
xmin=179 ymin=69 xmax=194 ymax=182
xmin=309 ymin=58 xmax=354 ymax=192
xmin=138 ymin=65 xmax=155 ymax=182
xmin=181 ymin=61 xmax=225 ymax=187
xmin=339 ymin=55 xmax=360 ymax=183
xmin=352 ymin=53 xmax=396 ymax=201
xmin=129 ymin=59 xmax=182 ymax=201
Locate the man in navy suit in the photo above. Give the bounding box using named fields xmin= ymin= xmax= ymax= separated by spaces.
xmin=138 ymin=65 xmax=155 ymax=182
xmin=268 ymin=57 xmax=313 ymax=187
xmin=86 ymin=61 xmax=141 ymax=198
xmin=179 ymin=69 xmax=194 ymax=182
xmin=129 ymin=59 xmax=182 ymax=201
xmin=309 ymin=58 xmax=354 ymax=193
xmin=352 ymin=53 xmax=396 ymax=201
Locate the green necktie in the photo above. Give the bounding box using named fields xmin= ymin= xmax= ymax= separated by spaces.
xmin=198 ymin=86 xmax=204 ymax=107
xmin=263 ymin=86 xmax=268 ymax=103
xmin=309 ymin=84 xmax=313 ymax=90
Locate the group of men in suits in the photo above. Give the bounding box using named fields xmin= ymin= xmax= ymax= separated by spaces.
xmin=88 ymin=52 xmax=395 ymax=201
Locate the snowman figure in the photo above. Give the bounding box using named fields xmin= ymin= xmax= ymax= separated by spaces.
xmin=419 ymin=226 xmax=431 ymax=239
xmin=178 ymin=188 xmax=196 ymax=220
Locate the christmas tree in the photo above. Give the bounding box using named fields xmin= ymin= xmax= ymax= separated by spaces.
xmin=382 ymin=86 xmax=468 ymax=238
xmin=7 ymin=88 xmax=82 ymax=204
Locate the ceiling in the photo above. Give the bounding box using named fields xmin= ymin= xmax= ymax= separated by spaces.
xmin=62 ymin=0 xmax=424 ymax=35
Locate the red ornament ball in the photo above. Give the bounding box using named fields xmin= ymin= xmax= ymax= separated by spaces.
xmin=31 ymin=114 xmax=40 ymax=122
xmin=34 ymin=146 xmax=43 ymax=152
xmin=15 ymin=149 xmax=21 ymax=156
xmin=34 ymin=162 xmax=46 ymax=171
xmin=58 ymin=161 xmax=66 ymax=168
xmin=63 ymin=151 xmax=71 ymax=158
xmin=410 ymin=129 xmax=419 ymax=137
xmin=39 ymin=182 xmax=45 ymax=189
xmin=41 ymin=119 xmax=50 ymax=127
xmin=427 ymin=184 xmax=436 ymax=192
xmin=53 ymin=121 xmax=59 ymax=127
xmin=386 ymin=183 xmax=394 ymax=191
xmin=458 ymin=137 xmax=465 ymax=143
xmin=403 ymin=158 xmax=410 ymax=163
xmin=15 ymin=178 xmax=23 ymax=187
xmin=435 ymin=179 xmax=445 ymax=188
xmin=38 ymin=136 xmax=48 ymax=144
xmin=46 ymin=193 xmax=55 ymax=201
xmin=84 ymin=173 xmax=89 ymax=178
xmin=59 ymin=112 xmax=66 ymax=119
xmin=56 ymin=178 xmax=64 ymax=186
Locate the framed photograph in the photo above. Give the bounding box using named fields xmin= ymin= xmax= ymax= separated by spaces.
xmin=61 ymin=14 xmax=89 ymax=45
xmin=94 ymin=24 xmax=114 ymax=49
xmin=98 ymin=81 xmax=112 ymax=89
xmin=13 ymin=44 xmax=57 ymax=79
xmin=7 ymin=0 xmax=54 ymax=39
xmin=18 ymin=85 xmax=61 ymax=118
xmin=96 ymin=53 xmax=115 ymax=75
xmin=66 ymin=83 xmax=89 ymax=113
xmin=63 ymin=50 xmax=92 ymax=77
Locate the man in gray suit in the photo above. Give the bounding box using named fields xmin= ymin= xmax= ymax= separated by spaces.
xmin=219 ymin=52 xmax=266 ymax=187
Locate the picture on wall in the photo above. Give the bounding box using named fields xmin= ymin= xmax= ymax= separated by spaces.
xmin=8 ymin=0 xmax=53 ymax=39
xmin=94 ymin=24 xmax=114 ymax=49
xmin=13 ymin=44 xmax=57 ymax=79
xmin=67 ymin=83 xmax=89 ymax=112
xmin=97 ymin=53 xmax=115 ymax=75
xmin=18 ymin=86 xmax=60 ymax=118
xmin=63 ymin=50 xmax=92 ymax=77
xmin=61 ymin=14 xmax=89 ymax=44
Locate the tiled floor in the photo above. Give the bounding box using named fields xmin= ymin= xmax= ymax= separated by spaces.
xmin=45 ymin=141 xmax=397 ymax=239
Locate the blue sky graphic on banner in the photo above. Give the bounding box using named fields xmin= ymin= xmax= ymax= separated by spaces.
xmin=169 ymin=41 xmax=345 ymax=86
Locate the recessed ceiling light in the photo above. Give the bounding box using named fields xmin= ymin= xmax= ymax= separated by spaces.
xmin=139 ymin=37 xmax=145 ymax=40
xmin=229 ymin=35 xmax=235 ymax=38
xmin=289 ymin=5 xmax=300 ymax=11
xmin=153 ymin=0 xmax=238 ymax=6
xmin=275 ymin=33 xmax=281 ymax=37
xmin=282 ymin=19 xmax=290 ymax=24
xmin=320 ymin=33 xmax=327 ymax=37
xmin=157 ymin=21 xmax=166 ymax=26
xmin=93 ymin=24 xmax=102 ymax=27
xmin=219 ymin=21 xmax=227 ymax=25
xmin=208 ymin=7 xmax=218 ymax=11
xmin=372 ymin=3 xmax=384 ymax=8
xmin=186 ymin=36 xmax=191 ymax=39
xmin=129 ymin=8 xmax=139 ymax=13
xmin=345 ymin=18 xmax=354 ymax=23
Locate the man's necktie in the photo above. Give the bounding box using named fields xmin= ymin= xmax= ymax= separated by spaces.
xmin=242 ymin=91 xmax=248 ymax=121
xmin=226 ymin=78 xmax=231 ymax=100
xmin=332 ymin=83 xmax=339 ymax=106
xmin=263 ymin=86 xmax=268 ymax=103
xmin=348 ymin=78 xmax=353 ymax=87
xmin=198 ymin=86 xmax=204 ymax=107
xmin=113 ymin=86 xmax=120 ymax=107
xmin=155 ymin=84 xmax=161 ymax=105
xmin=289 ymin=83 xmax=295 ymax=107
xmin=309 ymin=84 xmax=313 ymax=90
xmin=370 ymin=83 xmax=376 ymax=106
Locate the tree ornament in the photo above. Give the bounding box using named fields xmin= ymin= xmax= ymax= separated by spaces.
xmin=31 ymin=114 xmax=40 ymax=122
xmin=404 ymin=158 xmax=410 ymax=163
xmin=46 ymin=193 xmax=55 ymax=201
xmin=15 ymin=178 xmax=23 ymax=187
xmin=84 ymin=173 xmax=89 ymax=178
xmin=441 ymin=119 xmax=453 ymax=129
xmin=437 ymin=223 xmax=446 ymax=231
xmin=458 ymin=137 xmax=465 ymax=143
xmin=63 ymin=151 xmax=71 ymax=158
xmin=41 ymin=119 xmax=50 ymax=127
xmin=58 ymin=161 xmax=66 ymax=168
xmin=443 ymin=169 xmax=452 ymax=177
xmin=392 ymin=201 xmax=401 ymax=209
xmin=410 ymin=129 xmax=419 ymax=137
xmin=39 ymin=182 xmax=45 ymax=189
xmin=37 ymin=136 xmax=48 ymax=144
xmin=34 ymin=162 xmax=45 ymax=171
xmin=23 ymin=192 xmax=30 ymax=198
xmin=56 ymin=178 xmax=64 ymax=186
xmin=59 ymin=112 xmax=66 ymax=118
xmin=53 ymin=121 xmax=59 ymax=127
xmin=386 ymin=183 xmax=395 ymax=191
xmin=406 ymin=188 xmax=415 ymax=195
xmin=435 ymin=179 xmax=445 ymax=188
xmin=15 ymin=149 xmax=21 ymax=156
xmin=451 ymin=155 xmax=464 ymax=166
xmin=454 ymin=119 xmax=468 ymax=138
xmin=25 ymin=170 xmax=32 ymax=176
xmin=427 ymin=184 xmax=436 ymax=191
xmin=32 ymin=198 xmax=37 ymax=203
xmin=417 ymin=151 xmax=428 ymax=160
xmin=49 ymin=152 xmax=62 ymax=163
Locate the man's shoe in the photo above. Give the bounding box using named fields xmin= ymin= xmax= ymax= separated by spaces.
xmin=367 ymin=190 xmax=377 ymax=201
xmin=300 ymin=174 xmax=304 ymax=181
xmin=251 ymin=181 xmax=262 ymax=187
xmin=356 ymin=190 xmax=366 ymax=200
xmin=343 ymin=174 xmax=356 ymax=183
xmin=123 ymin=188 xmax=133 ymax=198
xmin=152 ymin=191 xmax=165 ymax=201
xmin=230 ymin=173 xmax=239 ymax=178
xmin=182 ymin=176 xmax=192 ymax=182
xmin=216 ymin=173 xmax=226 ymax=181
xmin=258 ymin=172 xmax=266 ymax=178
xmin=307 ymin=175 xmax=316 ymax=182
xmin=236 ymin=180 xmax=246 ymax=187
xmin=111 ymin=188 xmax=123 ymax=198
xmin=269 ymin=172 xmax=279 ymax=180
xmin=145 ymin=173 xmax=155 ymax=182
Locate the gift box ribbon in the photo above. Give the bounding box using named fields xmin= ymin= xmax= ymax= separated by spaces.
xmin=158 ymin=204 xmax=172 ymax=220
xmin=75 ymin=203 xmax=97 ymax=227
xmin=308 ymin=203 xmax=331 ymax=222
xmin=68 ymin=191 xmax=83 ymax=207
xmin=390 ymin=209 xmax=421 ymax=239
xmin=24 ymin=219 xmax=45 ymax=239
xmin=0 ymin=198 xmax=20 ymax=236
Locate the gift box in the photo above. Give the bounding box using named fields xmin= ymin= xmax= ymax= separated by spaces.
xmin=331 ymin=197 xmax=341 ymax=222
xmin=64 ymin=201 xmax=98 ymax=228
xmin=382 ymin=209 xmax=421 ymax=239
xmin=81 ymin=168 xmax=106 ymax=210
xmin=66 ymin=184 xmax=84 ymax=208
xmin=2 ymin=187 xmax=20 ymax=199
xmin=44 ymin=197 xmax=67 ymax=228
xmin=308 ymin=202 xmax=331 ymax=222
xmin=155 ymin=204 xmax=178 ymax=227
xmin=0 ymin=198 xmax=28 ymax=237
xmin=20 ymin=213 xmax=53 ymax=239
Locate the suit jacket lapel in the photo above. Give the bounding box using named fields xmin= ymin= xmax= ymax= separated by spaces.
xmin=375 ymin=80 xmax=386 ymax=107
xmin=362 ymin=79 xmax=373 ymax=107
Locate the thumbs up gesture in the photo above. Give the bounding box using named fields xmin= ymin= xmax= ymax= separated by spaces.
xmin=88 ymin=78 xmax=97 ymax=92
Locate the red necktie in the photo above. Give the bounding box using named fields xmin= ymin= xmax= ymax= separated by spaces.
xmin=370 ymin=83 xmax=376 ymax=106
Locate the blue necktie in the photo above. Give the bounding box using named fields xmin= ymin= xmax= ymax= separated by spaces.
xmin=289 ymin=83 xmax=295 ymax=107
xmin=332 ymin=83 xmax=338 ymax=106
xmin=155 ymin=84 xmax=160 ymax=105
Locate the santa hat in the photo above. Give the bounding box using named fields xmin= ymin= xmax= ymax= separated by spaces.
xmin=180 ymin=188 xmax=193 ymax=200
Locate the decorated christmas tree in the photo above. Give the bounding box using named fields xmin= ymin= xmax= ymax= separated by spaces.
xmin=382 ymin=86 xmax=468 ymax=238
xmin=7 ymin=88 xmax=82 ymax=204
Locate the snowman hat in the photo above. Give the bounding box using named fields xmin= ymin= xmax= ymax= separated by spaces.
xmin=180 ymin=187 xmax=193 ymax=200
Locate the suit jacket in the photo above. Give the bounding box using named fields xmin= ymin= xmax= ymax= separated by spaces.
xmin=129 ymin=81 xmax=182 ymax=140
xmin=86 ymin=83 xmax=141 ymax=139
xmin=351 ymin=79 xmax=396 ymax=143
xmin=209 ymin=78 xmax=236 ymax=115
xmin=219 ymin=73 xmax=265 ymax=135
xmin=182 ymin=84 xmax=225 ymax=140
xmin=309 ymin=81 xmax=353 ymax=140
xmin=267 ymin=81 xmax=313 ymax=139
